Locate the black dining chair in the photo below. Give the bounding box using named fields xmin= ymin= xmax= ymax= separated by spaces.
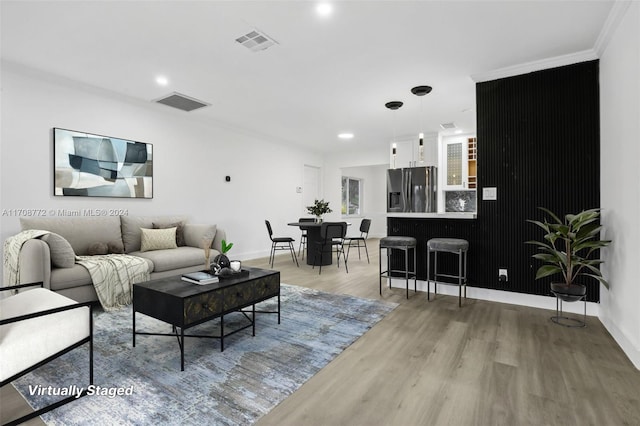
xmin=312 ymin=221 xmax=348 ymax=275
xmin=265 ymin=220 xmax=299 ymax=268
xmin=344 ymin=218 xmax=371 ymax=263
xmin=297 ymin=217 xmax=316 ymax=260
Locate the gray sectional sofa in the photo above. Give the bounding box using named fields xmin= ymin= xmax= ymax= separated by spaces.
xmin=15 ymin=215 xmax=225 ymax=303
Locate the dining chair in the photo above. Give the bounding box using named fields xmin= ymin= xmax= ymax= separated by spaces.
xmin=344 ymin=218 xmax=371 ymax=263
xmin=265 ymin=220 xmax=299 ymax=268
xmin=297 ymin=218 xmax=316 ymax=260
xmin=312 ymin=221 xmax=348 ymax=275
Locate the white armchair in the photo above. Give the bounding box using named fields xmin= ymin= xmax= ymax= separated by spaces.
xmin=0 ymin=282 xmax=93 ymax=425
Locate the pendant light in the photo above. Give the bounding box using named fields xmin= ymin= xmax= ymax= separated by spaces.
xmin=385 ymin=101 xmax=403 ymax=169
xmin=411 ymin=85 xmax=432 ymax=164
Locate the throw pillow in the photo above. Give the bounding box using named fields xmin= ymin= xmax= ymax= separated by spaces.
xmin=108 ymin=241 xmax=125 ymax=254
xmin=183 ymin=224 xmax=217 ymax=248
xmin=39 ymin=233 xmax=76 ymax=268
xmin=153 ymin=221 xmax=185 ymax=246
xmin=88 ymin=242 xmax=109 ymax=255
xmin=140 ymin=227 xmax=178 ymax=252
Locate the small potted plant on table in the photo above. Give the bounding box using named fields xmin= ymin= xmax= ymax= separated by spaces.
xmin=306 ymin=199 xmax=332 ymax=223
xmin=214 ymin=239 xmax=233 ymax=270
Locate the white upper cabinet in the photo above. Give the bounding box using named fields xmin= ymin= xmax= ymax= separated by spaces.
xmin=389 ymin=133 xmax=438 ymax=169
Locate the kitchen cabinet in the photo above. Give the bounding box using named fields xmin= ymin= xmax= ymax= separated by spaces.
xmin=440 ymin=134 xmax=476 ymax=190
xmin=389 ymin=134 xmax=437 ymax=169
xmin=467 ymin=137 xmax=477 ymax=189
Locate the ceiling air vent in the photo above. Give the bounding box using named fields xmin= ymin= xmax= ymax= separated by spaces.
xmin=440 ymin=122 xmax=457 ymax=130
xmin=235 ymin=29 xmax=278 ymax=52
xmin=154 ymin=92 xmax=210 ymax=112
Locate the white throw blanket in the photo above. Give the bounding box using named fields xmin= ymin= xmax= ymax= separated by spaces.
xmin=3 ymin=230 xmax=150 ymax=310
xmin=3 ymin=229 xmax=51 ymax=286
xmin=76 ymin=255 xmax=150 ymax=311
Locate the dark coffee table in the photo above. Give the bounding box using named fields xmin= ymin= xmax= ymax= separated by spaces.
xmin=133 ymin=266 xmax=280 ymax=371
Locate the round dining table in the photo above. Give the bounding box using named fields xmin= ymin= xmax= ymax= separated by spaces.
xmin=287 ymin=222 xmax=350 ymax=266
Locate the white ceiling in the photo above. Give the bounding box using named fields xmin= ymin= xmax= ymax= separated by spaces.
xmin=0 ymin=1 xmax=614 ymax=153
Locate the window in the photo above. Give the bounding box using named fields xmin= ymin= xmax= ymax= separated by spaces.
xmin=341 ymin=177 xmax=362 ymax=216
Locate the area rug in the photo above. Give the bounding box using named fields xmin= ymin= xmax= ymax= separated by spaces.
xmin=13 ymin=284 xmax=397 ymax=425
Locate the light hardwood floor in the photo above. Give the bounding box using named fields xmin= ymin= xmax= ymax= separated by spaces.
xmin=251 ymin=240 xmax=640 ymax=426
xmin=3 ymin=239 xmax=640 ymax=425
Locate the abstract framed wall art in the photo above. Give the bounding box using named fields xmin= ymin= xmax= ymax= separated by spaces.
xmin=54 ymin=128 xmax=153 ymax=198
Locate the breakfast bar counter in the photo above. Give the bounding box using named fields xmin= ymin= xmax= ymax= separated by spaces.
xmin=386 ymin=216 xmax=481 ymax=285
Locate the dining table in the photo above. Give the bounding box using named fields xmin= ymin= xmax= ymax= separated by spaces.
xmin=287 ymin=221 xmax=350 ymax=266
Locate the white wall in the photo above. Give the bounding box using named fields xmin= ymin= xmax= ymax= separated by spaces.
xmin=340 ymin=164 xmax=388 ymax=238
xmin=323 ymin=147 xmax=389 ymax=236
xmin=599 ymin=2 xmax=640 ymax=368
xmin=0 ymin=62 xmax=323 ymax=265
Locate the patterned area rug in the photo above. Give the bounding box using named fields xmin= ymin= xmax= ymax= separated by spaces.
xmin=13 ymin=284 xmax=397 ymax=425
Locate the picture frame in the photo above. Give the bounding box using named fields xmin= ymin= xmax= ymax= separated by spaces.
xmin=53 ymin=128 xmax=153 ymax=198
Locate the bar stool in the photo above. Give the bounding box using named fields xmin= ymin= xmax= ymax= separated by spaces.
xmin=426 ymin=238 xmax=469 ymax=307
xmin=379 ymin=236 xmax=417 ymax=299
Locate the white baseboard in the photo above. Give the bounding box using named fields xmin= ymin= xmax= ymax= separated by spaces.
xmin=387 ymin=278 xmax=600 ymax=316
xmin=598 ymin=313 xmax=640 ymax=369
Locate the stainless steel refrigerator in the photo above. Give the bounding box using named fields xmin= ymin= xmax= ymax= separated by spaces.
xmin=387 ymin=166 xmax=437 ymax=213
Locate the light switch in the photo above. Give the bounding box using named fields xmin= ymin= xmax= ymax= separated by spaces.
xmin=483 ymin=187 xmax=497 ymax=201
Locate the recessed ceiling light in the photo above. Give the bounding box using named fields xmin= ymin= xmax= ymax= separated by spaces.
xmin=155 ymin=76 xmax=169 ymax=86
xmin=338 ymin=133 xmax=354 ymax=140
xmin=454 ymin=129 xmax=463 ymax=134
xmin=316 ymin=2 xmax=333 ymax=17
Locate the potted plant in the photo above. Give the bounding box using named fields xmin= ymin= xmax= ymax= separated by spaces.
xmin=306 ymin=199 xmax=333 ymax=222
xmin=526 ymin=207 xmax=611 ymax=301
xmin=213 ymin=239 xmax=233 ymax=270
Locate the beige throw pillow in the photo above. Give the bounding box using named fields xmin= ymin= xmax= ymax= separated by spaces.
xmin=183 ymin=224 xmax=217 ymax=248
xmin=140 ymin=227 xmax=178 ymax=252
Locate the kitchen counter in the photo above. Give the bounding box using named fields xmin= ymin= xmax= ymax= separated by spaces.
xmin=387 ymin=212 xmax=476 ymax=219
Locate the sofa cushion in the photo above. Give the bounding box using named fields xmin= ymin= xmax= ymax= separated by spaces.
xmin=140 ymin=228 xmax=178 ymax=252
xmin=153 ymin=221 xmax=185 ymax=246
xmin=130 ymin=247 xmax=213 ymax=273
xmin=49 ymin=264 xmax=93 ymax=291
xmin=183 ymin=224 xmax=217 ymax=248
xmin=39 ymin=233 xmax=75 ymax=268
xmin=0 ymin=288 xmax=90 ymax=382
xmin=21 ymin=217 xmax=122 ymax=256
xmin=120 ymin=216 xmax=187 ymax=253
xmin=50 ymin=258 xmax=154 ymax=291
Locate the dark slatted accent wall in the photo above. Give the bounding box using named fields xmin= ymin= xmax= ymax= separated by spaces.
xmin=389 ymin=60 xmax=601 ymax=302
xmin=477 ymin=60 xmax=600 ymax=302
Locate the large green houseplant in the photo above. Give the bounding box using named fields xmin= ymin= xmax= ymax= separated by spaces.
xmin=526 ymin=207 xmax=611 ymax=300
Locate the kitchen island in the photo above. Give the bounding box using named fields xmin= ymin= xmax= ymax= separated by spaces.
xmin=387 ymin=215 xmax=482 ymax=285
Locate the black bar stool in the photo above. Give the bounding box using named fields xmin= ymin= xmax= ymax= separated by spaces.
xmin=379 ymin=236 xmax=417 ymax=299
xmin=426 ymin=238 xmax=469 ymax=307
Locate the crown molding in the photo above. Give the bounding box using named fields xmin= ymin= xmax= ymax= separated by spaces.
xmin=471 ymin=1 xmax=632 ymax=84
xmin=470 ymin=49 xmax=598 ymax=83
xmin=594 ymin=0 xmax=633 ymax=57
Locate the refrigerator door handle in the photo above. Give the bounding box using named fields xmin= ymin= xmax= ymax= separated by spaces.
xmin=407 ymin=168 xmax=413 ymax=212
xmin=401 ymin=169 xmax=404 ymax=212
